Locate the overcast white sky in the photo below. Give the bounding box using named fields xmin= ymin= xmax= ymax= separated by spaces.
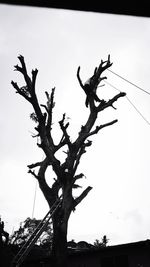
xmin=1 ymin=4 xmax=150 ymax=246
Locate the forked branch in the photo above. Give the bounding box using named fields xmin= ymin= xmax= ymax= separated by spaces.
xmin=77 ymin=55 xmax=113 ymax=109
xmin=59 ymin=113 xmax=71 ymax=148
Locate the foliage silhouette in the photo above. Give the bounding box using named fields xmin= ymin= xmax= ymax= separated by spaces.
xmin=10 ymin=217 xmax=52 ymax=247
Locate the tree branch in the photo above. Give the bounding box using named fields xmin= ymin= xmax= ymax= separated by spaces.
xmin=27 ymin=157 xmax=52 ymax=169
xmin=28 ymin=157 xmax=60 ymax=203
xmin=51 ymin=178 xmax=61 ymax=198
xmin=74 ymin=186 xmax=93 ymax=207
xmin=12 ymin=56 xmax=44 ymax=121
xmin=97 ymin=55 xmax=113 ymax=75
xmin=55 ymin=138 xmax=66 ymax=152
xmin=28 ymin=169 xmax=39 ymax=179
xmin=72 ymin=173 xmax=85 ymax=187
xmin=73 ymin=147 xmax=85 ymax=174
xmin=32 ymin=69 xmax=38 ymax=91
xmin=27 ymin=161 xmax=43 ymax=169
xmin=77 ymin=55 xmax=113 ymax=109
xmin=36 ymin=157 xmax=56 ymax=204
xmin=73 ymin=141 xmax=92 ymax=175
xmin=12 ymin=56 xmax=62 ymax=177
xmin=77 ymin=66 xmax=84 ymax=89
xmin=45 ymin=88 xmax=55 ymax=131
xmin=97 ymin=92 xmax=126 ymax=112
xmin=37 ymin=157 xmax=50 ymax=178
xmin=87 ymin=119 xmax=118 ymax=137
xmin=40 ymin=88 xmax=56 ymax=147
xmin=59 ymin=113 xmax=71 ymax=148
xmin=15 ymin=55 xmax=32 ymax=90
xmin=11 ymin=81 xmax=31 ymax=102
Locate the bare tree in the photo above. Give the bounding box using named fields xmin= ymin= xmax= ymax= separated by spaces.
xmin=11 ymin=55 xmax=125 ymax=267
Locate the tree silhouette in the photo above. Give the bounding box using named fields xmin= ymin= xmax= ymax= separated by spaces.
xmin=10 ymin=217 xmax=52 ymax=247
xmin=11 ymin=55 xmax=125 ymax=267
xmin=0 ymin=217 xmax=9 ymax=246
xmin=93 ymin=235 xmax=109 ymax=248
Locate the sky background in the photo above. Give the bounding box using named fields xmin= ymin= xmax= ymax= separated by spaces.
xmin=1 ymin=4 xmax=150 ymax=246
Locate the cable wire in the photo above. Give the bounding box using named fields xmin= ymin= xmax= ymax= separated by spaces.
xmin=107 ymin=69 xmax=150 ymax=96
xmin=105 ymin=80 xmax=150 ymax=126
xmin=32 ymin=180 xmax=38 ymax=219
xmin=31 ymin=153 xmax=45 ymax=219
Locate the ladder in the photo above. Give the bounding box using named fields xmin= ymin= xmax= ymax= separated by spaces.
xmin=11 ymin=198 xmax=62 ymax=267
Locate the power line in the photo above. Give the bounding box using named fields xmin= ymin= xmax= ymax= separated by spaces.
xmin=125 ymin=96 xmax=150 ymax=125
xmin=107 ymin=69 xmax=150 ymax=96
xmin=105 ymin=80 xmax=150 ymax=126
xmin=31 ymin=153 xmax=45 ymax=219
xmin=32 ymin=180 xmax=38 ymax=219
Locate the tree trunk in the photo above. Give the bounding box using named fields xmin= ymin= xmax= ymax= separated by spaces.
xmin=51 ymin=215 xmax=69 ymax=267
xmin=50 ymin=182 xmax=73 ymax=267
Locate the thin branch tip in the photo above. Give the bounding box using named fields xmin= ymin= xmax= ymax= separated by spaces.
xmin=121 ymin=92 xmax=126 ymax=97
xmin=18 ymin=54 xmax=24 ymax=60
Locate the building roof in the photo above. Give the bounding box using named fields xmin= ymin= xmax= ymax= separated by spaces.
xmin=68 ymin=239 xmax=150 ymax=255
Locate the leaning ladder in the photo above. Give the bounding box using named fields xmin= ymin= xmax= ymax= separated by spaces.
xmin=11 ymin=198 xmax=62 ymax=267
